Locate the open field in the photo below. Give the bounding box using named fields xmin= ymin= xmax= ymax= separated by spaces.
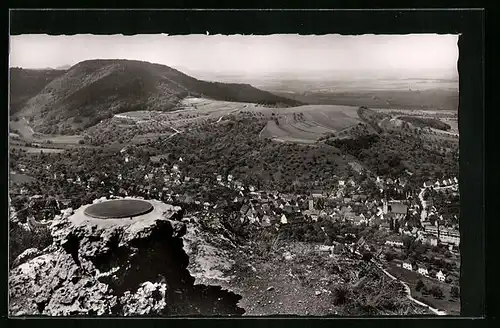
xmin=9 ymin=118 xmax=36 ymax=139
xmin=368 ymin=108 xmax=460 ymax=140
xmin=386 ymin=263 xmax=460 ymax=315
xmin=271 ymin=89 xmax=458 ymax=111
xmin=12 ymin=96 xmax=459 ymax=150
xmin=38 ymin=135 xmax=84 ymax=144
xmin=13 ymin=147 xmax=66 ymax=154
xmin=96 ymin=98 xmax=459 ymax=146
xmin=9 ymin=173 xmax=36 ymax=184
xmin=131 ymin=132 xmax=175 ymax=144
xmin=10 ymin=117 xmax=84 ymax=145
xmin=259 ymin=104 xmax=362 ymax=143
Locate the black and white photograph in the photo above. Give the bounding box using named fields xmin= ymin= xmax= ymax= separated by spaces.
xmin=8 ymin=13 xmax=463 ymax=317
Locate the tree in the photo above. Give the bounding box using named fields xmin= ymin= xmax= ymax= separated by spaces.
xmin=450 ymin=286 xmax=460 ymax=299
xmin=415 ymin=279 xmax=425 ymax=292
xmin=385 ymin=251 xmax=396 ymax=262
xmin=332 ymin=286 xmax=350 ymax=306
xmin=430 ymin=285 xmax=444 ymax=299
xmin=362 ymin=251 xmax=373 ymax=262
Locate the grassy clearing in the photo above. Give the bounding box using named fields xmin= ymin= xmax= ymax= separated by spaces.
xmin=9 ymin=119 xmax=35 ymax=139
xmin=385 ymin=263 xmax=460 ymax=315
xmin=9 ymin=173 xmax=36 ymax=184
xmin=272 ymin=89 xmax=458 ymax=111
xmin=10 ymin=118 xmax=84 ymax=146
xmin=13 ymin=147 xmax=66 ymax=154
xmin=40 ymin=135 xmax=84 ymax=144
xmin=260 ymin=105 xmax=362 ymax=143
xmin=131 ymin=132 xmax=173 ymax=144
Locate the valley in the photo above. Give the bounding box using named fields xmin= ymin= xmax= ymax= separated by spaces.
xmin=9 ymin=59 xmax=460 ymax=317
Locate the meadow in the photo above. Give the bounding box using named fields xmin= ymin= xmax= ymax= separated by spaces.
xmin=259 ymin=104 xmax=362 ymax=143
xmin=386 ymin=263 xmax=460 ymax=315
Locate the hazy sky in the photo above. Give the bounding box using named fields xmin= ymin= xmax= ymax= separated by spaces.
xmin=9 ymin=34 xmax=458 ymax=77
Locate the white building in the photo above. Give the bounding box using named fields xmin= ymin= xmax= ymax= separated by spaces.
xmin=261 ymin=215 xmax=271 ymax=227
xmin=439 ymin=228 xmax=460 ymax=247
xmin=402 ymin=262 xmax=413 ymax=270
xmin=418 ymin=267 xmax=429 ymax=276
xmin=436 ymin=270 xmax=446 ymax=282
xmin=308 ymin=199 xmax=314 ymax=211
xmin=280 ymin=214 xmax=288 ymax=224
xmin=385 ymin=240 xmax=404 ymax=248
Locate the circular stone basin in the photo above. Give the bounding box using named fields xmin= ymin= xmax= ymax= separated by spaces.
xmin=84 ymin=199 xmax=154 ymax=219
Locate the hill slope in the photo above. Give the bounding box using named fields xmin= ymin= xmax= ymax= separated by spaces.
xmin=9 ymin=68 xmax=67 ymax=115
xmin=15 ymin=59 xmax=302 ymax=134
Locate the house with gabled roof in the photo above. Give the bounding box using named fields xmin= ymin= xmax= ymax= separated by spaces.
xmin=240 ymin=204 xmax=250 ymax=216
xmin=436 ymin=270 xmax=446 ymax=282
xmin=385 ymin=235 xmax=404 ymax=247
xmin=255 ymin=207 xmax=265 ymax=218
xmin=417 ymin=266 xmax=429 ymax=276
xmin=402 ymin=262 xmax=413 ymax=271
xmin=311 ymin=190 xmax=324 ymax=198
xmin=261 ymin=215 xmax=271 ymax=227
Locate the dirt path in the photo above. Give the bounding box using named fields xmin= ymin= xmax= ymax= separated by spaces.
xmin=418 ymin=188 xmax=428 ymax=220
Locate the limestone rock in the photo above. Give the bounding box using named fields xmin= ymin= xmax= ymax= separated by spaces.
xmin=11 ymin=248 xmax=42 ymax=268
xmin=9 ymin=198 xmax=244 ymax=316
xmin=120 ymin=281 xmax=167 ymax=316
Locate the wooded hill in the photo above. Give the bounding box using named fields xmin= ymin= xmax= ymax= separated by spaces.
xmin=13 ymin=59 xmax=302 ymax=134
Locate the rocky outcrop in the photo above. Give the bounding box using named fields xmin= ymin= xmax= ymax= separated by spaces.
xmin=11 ymin=248 xmax=42 ymax=268
xmin=9 ymin=198 xmax=244 ymax=316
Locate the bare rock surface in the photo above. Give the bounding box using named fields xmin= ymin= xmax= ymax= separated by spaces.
xmin=9 ymin=197 xmax=244 ymax=317
xmin=11 ymin=247 xmax=42 ymax=268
